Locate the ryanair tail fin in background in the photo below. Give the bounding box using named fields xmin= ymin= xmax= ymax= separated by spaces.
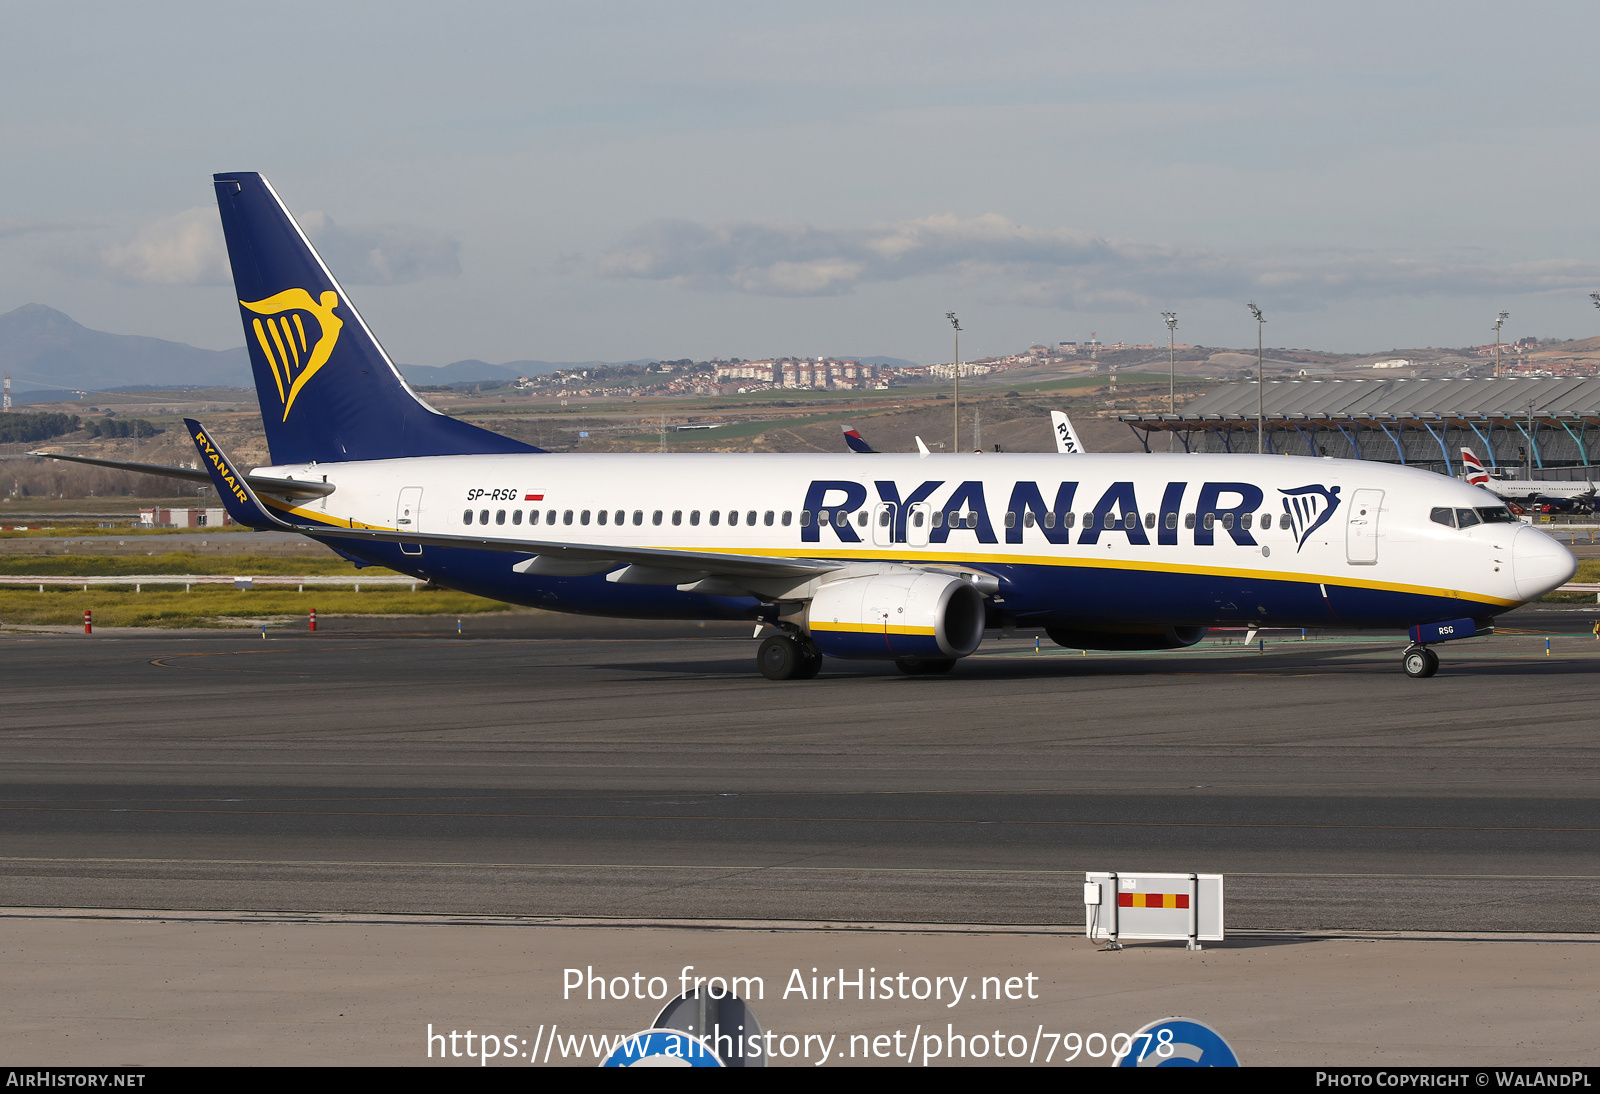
xmin=1461 ymin=447 xmax=1491 ymax=486
xmin=1050 ymin=410 xmax=1086 ymax=454
xmin=212 ymin=173 xmax=539 ymax=466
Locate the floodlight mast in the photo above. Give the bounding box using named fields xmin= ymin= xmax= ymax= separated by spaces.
xmin=947 ymin=312 xmax=962 ymax=452
xmin=1493 ymin=311 xmax=1509 ymax=377
xmin=1162 ymin=311 xmax=1178 ymax=452
xmin=1247 ymin=303 xmax=1266 ymax=453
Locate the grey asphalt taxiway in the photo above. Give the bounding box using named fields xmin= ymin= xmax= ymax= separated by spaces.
xmin=1 ymin=605 xmax=1597 ymax=933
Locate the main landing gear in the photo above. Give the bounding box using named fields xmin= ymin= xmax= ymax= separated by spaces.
xmin=757 ymin=634 xmax=823 ymax=681
xmin=1402 ymin=645 xmax=1440 ymax=679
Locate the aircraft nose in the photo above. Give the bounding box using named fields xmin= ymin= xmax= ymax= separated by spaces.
xmin=1512 ymin=526 xmax=1578 ymax=601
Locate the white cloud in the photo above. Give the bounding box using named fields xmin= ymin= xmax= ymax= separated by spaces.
xmin=101 ymin=207 xmax=229 ymax=285
xmin=597 ymin=213 xmax=1600 ymax=312
xmin=101 ymin=208 xmax=461 ymax=287
xmin=298 ymin=212 xmax=461 ymax=286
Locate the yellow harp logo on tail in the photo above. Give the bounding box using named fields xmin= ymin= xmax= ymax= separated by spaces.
xmin=239 ymin=289 xmax=344 ymax=421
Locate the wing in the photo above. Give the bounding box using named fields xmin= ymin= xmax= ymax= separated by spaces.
xmin=28 ymin=450 xmax=335 ymax=500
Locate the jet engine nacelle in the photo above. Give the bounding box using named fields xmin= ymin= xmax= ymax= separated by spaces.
xmin=1046 ymin=624 xmax=1207 ymax=651
xmin=807 ymin=571 xmax=986 ymax=661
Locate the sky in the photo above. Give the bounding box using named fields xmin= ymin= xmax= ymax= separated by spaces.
xmin=4 ymin=0 xmax=1600 ymax=367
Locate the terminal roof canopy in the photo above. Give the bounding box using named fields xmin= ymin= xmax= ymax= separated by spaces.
xmin=1124 ymin=378 xmax=1600 ymax=423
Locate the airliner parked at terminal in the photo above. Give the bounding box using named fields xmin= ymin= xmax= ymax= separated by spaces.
xmin=40 ymin=174 xmax=1577 ymax=679
xmin=1461 ymin=448 xmax=1596 ymax=511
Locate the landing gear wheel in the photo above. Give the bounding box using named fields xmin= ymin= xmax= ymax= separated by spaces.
xmin=758 ymin=635 xmax=804 ymax=680
xmin=1403 ymin=646 xmax=1439 ymax=678
xmin=895 ymin=657 xmax=958 ymax=676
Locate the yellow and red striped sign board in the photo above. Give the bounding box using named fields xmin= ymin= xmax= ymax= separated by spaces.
xmin=1118 ymin=892 xmax=1189 ymax=909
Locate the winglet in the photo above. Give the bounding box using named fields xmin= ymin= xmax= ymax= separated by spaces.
xmin=840 ymin=425 xmax=876 ymax=454
xmin=914 ymin=436 xmax=931 ymax=457
xmin=184 ymin=418 xmax=290 ymax=530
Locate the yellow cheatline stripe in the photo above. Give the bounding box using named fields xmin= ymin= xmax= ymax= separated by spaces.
xmin=242 ymin=517 xmax=1514 ymax=609
xmin=810 ymin=621 xmax=937 ymax=636
xmin=251 ymin=318 xmax=286 ymax=403
xmin=264 ymin=496 xmax=395 ymax=532
xmin=664 ymin=544 xmax=1517 ymax=607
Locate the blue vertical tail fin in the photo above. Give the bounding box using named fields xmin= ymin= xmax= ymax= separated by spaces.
xmin=212 ymin=172 xmax=539 ymax=465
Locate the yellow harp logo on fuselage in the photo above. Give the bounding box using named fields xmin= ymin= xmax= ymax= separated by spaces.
xmin=240 ymin=289 xmax=344 ymax=421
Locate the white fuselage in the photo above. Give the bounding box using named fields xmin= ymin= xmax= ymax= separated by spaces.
xmin=253 ymin=451 xmax=1576 ymax=630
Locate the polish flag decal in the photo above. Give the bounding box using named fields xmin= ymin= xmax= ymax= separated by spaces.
xmin=525 ymin=494 xmax=544 ymax=501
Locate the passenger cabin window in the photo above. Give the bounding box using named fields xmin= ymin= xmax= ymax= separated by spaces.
xmin=1456 ymin=508 xmax=1482 ymax=528
xmin=930 ymin=511 xmax=942 ymax=528
xmin=689 ymin=510 xmax=700 ymax=526
xmin=463 ymin=510 xmax=473 ymax=525
xmin=480 ymin=509 xmax=490 ymax=525
xmin=910 ymin=510 xmax=924 ymax=528
xmin=1222 ymin=513 xmax=1234 ymax=530
xmin=1430 ymin=507 xmax=1455 ymax=528
xmin=1005 ymin=512 xmax=1017 ymax=529
xmin=563 ymin=510 xmax=574 ymax=525
xmin=580 ymin=510 xmax=591 ymax=525
xmin=1023 ymin=512 xmax=1035 ymax=529
xmin=512 ymin=510 xmax=523 ymax=525
xmin=1062 ymin=512 xmax=1075 ymax=528
xmin=1165 ymin=513 xmax=1178 ymax=530
xmin=765 ymin=511 xmax=775 ymax=527
xmin=1145 ymin=512 xmax=1156 ymax=528
xmin=546 ymin=510 xmax=556 ymax=525
xmin=798 ymin=511 xmax=810 ymax=527
xmin=781 ymin=511 xmax=792 ymax=526
xmin=496 ymin=510 xmax=506 ymax=525
xmin=727 ymin=510 xmax=737 ymax=526
xmin=882 ymin=510 xmax=895 ymax=528
xmin=1124 ymin=512 xmax=1136 ymax=529
xmin=710 ymin=511 xmax=721 ymax=526
xmin=748 ymin=510 xmax=758 ymax=526
xmin=819 ymin=511 xmax=830 ymax=525
xmin=633 ymin=510 xmax=643 ymax=526
xmin=1240 ymin=513 xmax=1252 ymax=530
xmin=597 ymin=510 xmax=608 ymax=525
xmin=530 ymin=510 xmax=540 ymax=525
xmin=1203 ymin=514 xmax=1215 ymax=530
xmin=1185 ymin=513 xmax=1197 ymax=529
xmin=1259 ymin=513 xmax=1271 ymax=529
xmin=671 ymin=510 xmax=681 ymax=526
xmin=857 ymin=511 xmax=868 ymax=527
xmin=616 ymin=510 xmax=625 ymax=525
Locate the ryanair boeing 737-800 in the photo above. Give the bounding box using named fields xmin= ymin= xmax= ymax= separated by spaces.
xmin=39 ymin=174 xmax=1578 ymax=679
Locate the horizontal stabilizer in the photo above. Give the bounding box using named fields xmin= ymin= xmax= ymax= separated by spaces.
xmin=31 ymin=449 xmax=335 ymax=499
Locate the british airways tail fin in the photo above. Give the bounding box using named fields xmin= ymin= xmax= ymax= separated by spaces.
xmin=212 ymin=172 xmax=539 ymax=465
xmin=1461 ymin=447 xmax=1490 ymax=486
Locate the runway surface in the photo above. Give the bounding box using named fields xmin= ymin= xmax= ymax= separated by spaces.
xmin=1 ymin=604 xmax=1597 ymax=932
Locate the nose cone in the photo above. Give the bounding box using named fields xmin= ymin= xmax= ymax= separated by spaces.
xmin=1513 ymin=526 xmax=1578 ymax=601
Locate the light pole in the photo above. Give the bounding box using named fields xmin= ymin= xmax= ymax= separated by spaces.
xmin=947 ymin=312 xmax=962 ymax=452
xmin=1162 ymin=311 xmax=1178 ymax=452
xmin=1247 ymin=302 xmax=1266 ymax=453
xmin=1527 ymin=399 xmax=1536 ymax=480
xmin=1493 ymin=311 xmax=1509 ymax=377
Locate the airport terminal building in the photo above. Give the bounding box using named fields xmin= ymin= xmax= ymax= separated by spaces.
xmin=1122 ymin=377 xmax=1600 ymax=481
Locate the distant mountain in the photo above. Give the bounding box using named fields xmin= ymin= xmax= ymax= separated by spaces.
xmin=0 ymin=304 xmax=251 ymax=390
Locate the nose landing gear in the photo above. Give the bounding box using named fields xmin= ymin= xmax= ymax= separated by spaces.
xmin=1402 ymin=644 xmax=1439 ymax=678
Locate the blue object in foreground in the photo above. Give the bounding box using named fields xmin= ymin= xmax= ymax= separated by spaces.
xmin=600 ymin=1029 xmax=723 ymax=1068
xmin=1115 ymin=1017 xmax=1240 ymax=1068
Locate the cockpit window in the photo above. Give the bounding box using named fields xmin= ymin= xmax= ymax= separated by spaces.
xmin=1455 ymin=508 xmax=1482 ymax=528
xmin=1430 ymin=507 xmax=1454 ymax=528
xmin=1477 ymin=507 xmax=1517 ymax=524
